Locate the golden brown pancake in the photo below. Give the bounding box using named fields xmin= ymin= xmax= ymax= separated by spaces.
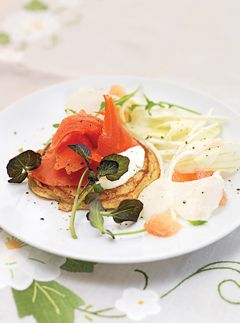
xmin=28 ymin=144 xmax=160 ymax=212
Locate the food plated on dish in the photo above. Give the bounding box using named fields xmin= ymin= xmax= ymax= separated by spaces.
xmin=6 ymin=84 xmax=240 ymax=242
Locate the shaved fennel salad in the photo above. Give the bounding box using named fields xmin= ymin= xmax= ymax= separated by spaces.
xmin=100 ymin=85 xmax=239 ymax=225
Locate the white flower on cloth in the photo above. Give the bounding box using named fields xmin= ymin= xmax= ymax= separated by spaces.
xmin=0 ymin=48 xmax=23 ymax=63
xmin=2 ymin=11 xmax=60 ymax=44
xmin=115 ymin=287 xmax=161 ymax=321
xmin=45 ymin=0 xmax=82 ymax=25
xmin=0 ymin=231 xmax=65 ymax=290
xmin=46 ymin=0 xmax=83 ymax=9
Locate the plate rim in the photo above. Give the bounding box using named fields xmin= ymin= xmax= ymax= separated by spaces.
xmin=0 ymin=216 xmax=239 ymax=264
xmin=1 ymin=75 xmax=240 ymax=264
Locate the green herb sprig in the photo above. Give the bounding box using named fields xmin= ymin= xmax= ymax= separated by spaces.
xmin=188 ymin=220 xmax=208 ymax=226
xmin=99 ymin=199 xmax=143 ymax=224
xmin=143 ymin=94 xmax=200 ymax=116
xmin=7 ymin=150 xmax=41 ymax=183
xmin=68 ymin=144 xmax=130 ymax=239
xmin=86 ymin=198 xmax=144 ymax=239
xmin=100 ymin=86 xmax=141 ymax=111
xmin=65 ymin=108 xmax=77 ymax=114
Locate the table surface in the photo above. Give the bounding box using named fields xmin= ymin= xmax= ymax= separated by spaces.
xmin=0 ymin=1 xmax=240 ymax=323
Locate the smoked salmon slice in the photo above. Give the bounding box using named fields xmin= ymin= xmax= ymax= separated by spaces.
xmin=97 ymin=95 xmax=138 ymax=156
xmin=31 ymin=95 xmax=138 ymax=187
xmin=30 ymin=149 xmax=86 ymax=187
xmin=51 ymin=111 xmax=103 ymax=150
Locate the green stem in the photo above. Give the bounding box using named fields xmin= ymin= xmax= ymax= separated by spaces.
xmin=158 ymin=101 xmax=200 ymax=115
xmin=28 ymin=257 xmax=46 ymax=264
xmin=134 ymin=269 xmax=149 ymax=290
xmin=218 ymin=279 xmax=240 ymax=305
xmin=143 ymin=94 xmax=200 ymax=116
xmin=78 ymin=307 xmax=126 ymax=318
xmin=201 ymin=267 xmax=240 ymax=274
xmin=94 ymin=307 xmax=116 ymax=314
xmin=160 ymin=270 xmax=201 ymax=298
xmin=115 ymin=86 xmax=141 ymax=106
xmin=69 ymin=169 xmax=88 ymax=239
xmin=65 ymin=108 xmax=77 ymax=114
xmin=198 ymin=261 xmax=240 ymax=270
xmin=100 ymin=211 xmax=112 ymax=216
xmin=76 ymin=185 xmax=94 ymax=209
xmin=160 ymin=261 xmax=240 ymax=299
xmin=113 ymin=229 xmax=146 ymax=236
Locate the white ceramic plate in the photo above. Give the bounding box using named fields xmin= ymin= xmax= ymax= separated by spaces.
xmin=0 ymin=76 xmax=240 ymax=264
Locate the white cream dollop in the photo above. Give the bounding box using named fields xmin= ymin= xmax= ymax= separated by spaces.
xmin=99 ymin=146 xmax=145 ymax=190
xmin=139 ymin=172 xmax=224 ymax=221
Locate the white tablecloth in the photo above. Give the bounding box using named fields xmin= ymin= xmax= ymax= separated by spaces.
xmin=0 ymin=1 xmax=240 ymax=322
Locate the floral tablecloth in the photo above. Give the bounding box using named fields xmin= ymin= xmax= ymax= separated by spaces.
xmin=1 ymin=1 xmax=240 ymax=322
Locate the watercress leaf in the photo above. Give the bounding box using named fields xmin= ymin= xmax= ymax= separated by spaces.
xmin=87 ymin=199 xmax=105 ymax=232
xmin=7 ymin=150 xmax=41 ymax=183
xmin=88 ymin=169 xmax=98 ymax=184
xmin=98 ymin=160 xmax=118 ymax=177
xmin=9 ymin=173 xmax=28 ymax=184
xmin=93 ymin=183 xmax=104 ymax=193
xmin=110 ymin=199 xmax=143 ymax=224
xmin=188 ymin=220 xmax=208 ymax=226
xmin=68 ymin=144 xmax=92 ymax=166
xmin=99 ymin=154 xmax=130 ymax=181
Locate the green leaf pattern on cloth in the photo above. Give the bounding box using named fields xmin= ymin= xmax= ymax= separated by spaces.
xmin=12 ymin=280 xmax=84 ymax=323
xmin=61 ymin=259 xmax=96 ymax=273
xmin=25 ymin=0 xmax=48 ymax=11
xmin=2 ymin=226 xmax=240 ymax=323
xmin=0 ymin=32 xmax=10 ymax=45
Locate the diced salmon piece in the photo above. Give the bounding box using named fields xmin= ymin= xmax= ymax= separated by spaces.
xmin=144 ymin=213 xmax=181 ymax=237
xmin=109 ymin=85 xmax=126 ymax=97
xmin=172 ymin=170 xmax=214 ymax=182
